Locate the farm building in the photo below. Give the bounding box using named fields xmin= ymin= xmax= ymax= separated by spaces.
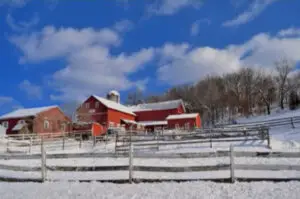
xmin=77 ymin=91 xmax=201 ymax=132
xmin=166 ymin=113 xmax=201 ymax=130
xmin=130 ymin=99 xmax=186 ymax=131
xmin=0 ymin=106 xmax=71 ymax=135
xmin=76 ymin=93 xmax=138 ymax=130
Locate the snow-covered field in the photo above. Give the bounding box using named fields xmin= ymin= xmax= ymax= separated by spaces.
xmin=0 ymin=109 xmax=300 ymax=198
xmin=0 ymin=181 xmax=299 ymax=199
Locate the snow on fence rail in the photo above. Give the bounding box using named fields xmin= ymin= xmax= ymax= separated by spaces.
xmin=216 ymin=116 xmax=300 ymax=129
xmin=115 ymin=127 xmax=271 ymax=152
xmin=0 ymin=144 xmax=300 ymax=183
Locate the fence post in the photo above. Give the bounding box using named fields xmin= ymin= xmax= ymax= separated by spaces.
xmin=230 ymin=145 xmax=235 ymax=183
xmin=93 ymin=136 xmax=96 ymax=148
xmin=41 ymin=137 xmax=47 ymax=182
xmin=62 ymin=134 xmax=65 ymax=150
xmin=79 ymin=133 xmax=82 ymax=148
xmin=129 ymin=142 xmax=133 ymax=183
xmin=210 ymin=128 xmax=213 ymax=148
xmin=115 ymin=133 xmax=118 ymax=153
xmin=6 ymin=137 xmax=9 ymax=153
xmin=267 ymin=129 xmax=271 ymax=149
xmin=29 ymin=136 xmax=32 ymax=154
xmin=291 ymin=117 xmax=295 ymax=129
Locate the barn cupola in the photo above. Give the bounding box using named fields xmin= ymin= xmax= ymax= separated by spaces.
xmin=107 ymin=90 xmax=120 ymax=103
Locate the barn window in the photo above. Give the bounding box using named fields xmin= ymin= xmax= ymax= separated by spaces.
xmin=2 ymin=121 xmax=9 ymax=129
xmin=61 ymin=123 xmax=66 ymax=132
xmin=44 ymin=120 xmax=50 ymax=129
xmin=95 ymin=102 xmax=100 ymax=108
xmin=185 ymin=123 xmax=190 ymax=130
xmin=86 ymin=103 xmax=90 ymax=109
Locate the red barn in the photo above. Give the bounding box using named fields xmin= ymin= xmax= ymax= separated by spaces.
xmin=166 ymin=113 xmax=201 ymax=130
xmin=130 ymin=100 xmax=186 ymax=131
xmin=0 ymin=106 xmax=71 ymax=135
xmin=76 ymin=95 xmax=136 ymax=129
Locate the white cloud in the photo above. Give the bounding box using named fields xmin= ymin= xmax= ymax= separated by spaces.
xmin=147 ymin=0 xmax=202 ymax=16
xmin=19 ymin=80 xmax=42 ymax=99
xmin=0 ymin=97 xmax=14 ymax=106
xmin=157 ymin=28 xmax=300 ymax=85
xmin=157 ymin=44 xmax=241 ymax=84
xmin=10 ymin=26 xmax=120 ymax=63
xmin=278 ymin=28 xmax=300 ymax=37
xmin=190 ymin=19 xmax=211 ymax=36
xmin=0 ymin=0 xmax=29 ymax=7
xmin=223 ymin=0 xmax=279 ymax=27
xmin=114 ymin=19 xmax=134 ymax=33
xmin=10 ymin=26 xmax=154 ymax=101
xmin=6 ymin=13 xmax=39 ymax=32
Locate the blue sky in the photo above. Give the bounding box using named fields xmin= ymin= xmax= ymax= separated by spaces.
xmin=1 ymin=0 xmax=300 ymax=114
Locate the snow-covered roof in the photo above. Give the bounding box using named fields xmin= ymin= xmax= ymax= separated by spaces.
xmin=121 ymin=119 xmax=137 ymax=125
xmin=12 ymin=123 xmax=27 ymax=131
xmin=138 ymin=121 xmax=168 ymax=126
xmin=130 ymin=99 xmax=185 ymax=112
xmin=0 ymin=106 xmax=58 ymax=120
xmin=93 ymin=95 xmax=135 ymax=116
xmin=109 ymin=90 xmax=120 ymax=96
xmin=166 ymin=113 xmax=199 ymax=120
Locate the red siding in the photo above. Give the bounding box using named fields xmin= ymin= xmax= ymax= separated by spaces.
xmin=167 ymin=115 xmax=201 ymax=129
xmin=0 ymin=107 xmax=70 ymax=135
xmin=76 ymin=96 xmax=108 ymax=126
xmin=135 ymin=107 xmax=184 ymax=122
xmin=107 ymin=108 xmax=135 ymax=127
xmin=34 ymin=107 xmax=71 ymax=135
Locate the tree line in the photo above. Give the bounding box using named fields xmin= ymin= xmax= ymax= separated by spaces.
xmin=127 ymin=59 xmax=300 ymax=126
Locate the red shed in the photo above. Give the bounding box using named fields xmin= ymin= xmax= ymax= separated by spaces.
xmin=166 ymin=113 xmax=201 ymax=130
xmin=0 ymin=106 xmax=71 ymax=135
xmin=130 ymin=99 xmax=186 ymax=122
xmin=76 ymin=95 xmax=136 ymax=128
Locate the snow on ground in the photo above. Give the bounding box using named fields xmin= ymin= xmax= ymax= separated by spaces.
xmin=237 ymin=108 xmax=300 ymax=124
xmin=0 ymin=181 xmax=300 ymax=199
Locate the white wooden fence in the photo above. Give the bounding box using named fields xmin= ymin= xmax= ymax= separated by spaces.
xmin=0 ymin=143 xmax=300 ymax=183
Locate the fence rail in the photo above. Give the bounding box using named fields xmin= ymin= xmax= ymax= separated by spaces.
xmin=0 ymin=143 xmax=300 ymax=183
xmin=216 ymin=116 xmax=300 ymax=129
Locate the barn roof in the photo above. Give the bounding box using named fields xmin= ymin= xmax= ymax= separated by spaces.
xmin=130 ymin=99 xmax=186 ymax=112
xmin=0 ymin=105 xmax=58 ymax=120
xmin=93 ymin=95 xmax=136 ymax=116
xmin=166 ymin=113 xmax=199 ymax=120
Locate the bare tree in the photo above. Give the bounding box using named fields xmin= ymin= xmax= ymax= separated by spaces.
xmin=275 ymin=59 xmax=295 ymax=109
xmin=126 ymin=88 xmax=144 ymax=105
xmin=256 ymin=71 xmax=276 ymax=115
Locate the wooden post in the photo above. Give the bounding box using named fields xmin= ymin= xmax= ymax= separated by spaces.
xmin=156 ymin=132 xmax=159 ymax=151
xmin=29 ymin=136 xmax=32 ymax=154
xmin=79 ymin=133 xmax=82 ymax=148
xmin=210 ymin=128 xmax=213 ymax=148
xmin=291 ymin=117 xmax=295 ymax=129
xmin=230 ymin=145 xmax=235 ymax=183
xmin=41 ymin=138 xmax=46 ymax=182
xmin=6 ymin=137 xmax=9 ymax=153
xmin=115 ymin=133 xmax=118 ymax=153
xmin=129 ymin=142 xmax=133 ymax=183
xmin=93 ymin=136 xmax=96 ymax=148
xmin=62 ymin=134 xmax=65 ymax=150
xmin=267 ymin=129 xmax=271 ymax=149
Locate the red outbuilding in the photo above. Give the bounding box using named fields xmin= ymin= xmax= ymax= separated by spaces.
xmin=166 ymin=113 xmax=201 ymax=130
xmin=0 ymin=106 xmax=71 ymax=135
xmin=130 ymin=100 xmax=186 ymax=131
xmin=76 ymin=94 xmax=136 ymax=129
